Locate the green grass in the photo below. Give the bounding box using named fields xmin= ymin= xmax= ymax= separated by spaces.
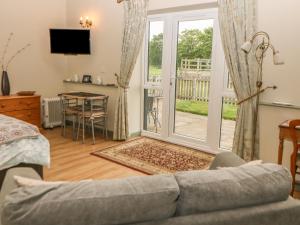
xmin=176 ymin=100 xmax=238 ymax=120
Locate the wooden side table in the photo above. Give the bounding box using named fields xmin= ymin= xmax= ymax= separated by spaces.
xmin=278 ymin=120 xmax=300 ymax=164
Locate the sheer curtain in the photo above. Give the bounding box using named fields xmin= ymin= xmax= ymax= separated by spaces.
xmin=113 ymin=0 xmax=149 ymax=140
xmin=218 ymin=0 xmax=259 ymax=161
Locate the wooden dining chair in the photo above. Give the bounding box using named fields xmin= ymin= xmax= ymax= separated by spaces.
xmin=288 ymin=120 xmax=300 ymax=195
xmin=60 ymin=95 xmax=81 ymax=140
xmin=77 ymin=96 xmax=109 ymax=144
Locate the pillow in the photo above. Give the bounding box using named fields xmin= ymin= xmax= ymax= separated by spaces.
xmin=242 ymin=160 xmax=263 ymax=166
xmin=217 ymin=160 xmax=263 ymax=169
xmin=13 ymin=176 xmax=67 ymax=187
xmin=209 ymin=152 xmax=246 ymax=170
xmin=0 ymin=114 xmax=40 ymax=145
xmin=175 ymin=164 xmax=292 ymax=216
xmin=2 ymin=174 xmax=179 ymax=225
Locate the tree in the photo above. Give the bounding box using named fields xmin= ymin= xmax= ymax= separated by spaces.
xmin=177 ymin=27 xmax=213 ymax=65
xmin=149 ymin=33 xmax=163 ymax=68
xmin=148 ymin=27 xmax=213 ymax=68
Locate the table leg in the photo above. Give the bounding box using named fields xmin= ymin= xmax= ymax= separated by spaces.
xmin=278 ymin=138 xmax=284 ymax=165
xmin=82 ymin=102 xmax=85 ymax=144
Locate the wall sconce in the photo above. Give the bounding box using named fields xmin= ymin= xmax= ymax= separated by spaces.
xmin=241 ymin=31 xmax=284 ymax=66
xmin=80 ymin=16 xmax=93 ymax=29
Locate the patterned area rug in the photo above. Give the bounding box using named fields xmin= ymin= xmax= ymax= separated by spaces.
xmin=92 ymin=137 xmax=215 ymax=174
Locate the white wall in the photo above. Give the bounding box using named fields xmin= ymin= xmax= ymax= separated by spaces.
xmin=149 ymin=0 xmax=216 ymax=10
xmin=257 ymin=0 xmax=300 ymax=167
xmin=0 ymin=0 xmax=67 ymax=97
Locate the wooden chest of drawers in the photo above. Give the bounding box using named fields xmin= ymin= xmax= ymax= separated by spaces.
xmin=0 ymin=95 xmax=41 ymax=128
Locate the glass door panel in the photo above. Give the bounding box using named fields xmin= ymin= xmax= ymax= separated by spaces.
xmin=143 ymin=88 xmax=163 ymax=133
xmin=143 ymin=20 xmax=164 ymax=134
xmin=174 ymin=19 xmax=214 ymax=141
xmin=147 ymin=21 xmax=164 ymax=84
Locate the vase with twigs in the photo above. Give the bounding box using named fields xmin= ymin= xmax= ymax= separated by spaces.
xmin=0 ymin=33 xmax=31 ymax=96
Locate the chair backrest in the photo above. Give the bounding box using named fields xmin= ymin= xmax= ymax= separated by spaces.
xmin=88 ymin=96 xmax=109 ymax=114
xmin=60 ymin=95 xmax=79 ymax=112
xmin=288 ymin=119 xmax=300 ymax=153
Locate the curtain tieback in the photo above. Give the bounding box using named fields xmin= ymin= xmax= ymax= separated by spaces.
xmin=237 ymin=86 xmax=277 ymax=105
xmin=118 ymin=84 xmax=129 ymax=90
xmin=115 ymin=73 xmax=129 ymax=90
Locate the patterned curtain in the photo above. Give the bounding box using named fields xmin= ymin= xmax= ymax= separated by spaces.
xmin=113 ymin=0 xmax=149 ymax=140
xmin=218 ymin=0 xmax=259 ymax=161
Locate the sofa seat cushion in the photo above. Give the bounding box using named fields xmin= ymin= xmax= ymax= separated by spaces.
xmin=175 ymin=164 xmax=292 ymax=216
xmin=1 ymin=174 xmax=179 ymax=225
xmin=134 ymin=197 xmax=300 ymax=225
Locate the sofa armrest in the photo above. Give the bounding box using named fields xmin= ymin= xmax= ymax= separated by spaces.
xmin=0 ymin=167 xmax=41 ymax=205
xmin=209 ymin=152 xmax=245 ymax=170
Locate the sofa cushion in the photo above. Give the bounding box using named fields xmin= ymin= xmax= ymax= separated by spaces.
xmin=1 ymin=174 xmax=179 ymax=225
xmin=209 ymin=152 xmax=245 ymax=170
xmin=175 ymin=164 xmax=292 ymax=216
xmin=134 ymin=197 xmax=300 ymax=225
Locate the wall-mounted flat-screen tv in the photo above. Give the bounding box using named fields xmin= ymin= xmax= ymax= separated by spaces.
xmin=50 ymin=29 xmax=91 ymax=55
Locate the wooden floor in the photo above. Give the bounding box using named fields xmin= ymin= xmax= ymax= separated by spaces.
xmin=43 ymin=128 xmax=145 ymax=182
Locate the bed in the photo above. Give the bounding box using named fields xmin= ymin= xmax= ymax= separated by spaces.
xmin=0 ymin=114 xmax=50 ymax=188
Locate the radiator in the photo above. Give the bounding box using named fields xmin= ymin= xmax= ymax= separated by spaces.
xmin=42 ymin=97 xmax=62 ymax=128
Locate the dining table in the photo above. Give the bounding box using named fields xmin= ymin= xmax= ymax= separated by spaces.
xmin=59 ymin=92 xmax=106 ymax=143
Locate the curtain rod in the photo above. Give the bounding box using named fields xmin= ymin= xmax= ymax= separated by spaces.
xmin=117 ymin=0 xmax=125 ymax=3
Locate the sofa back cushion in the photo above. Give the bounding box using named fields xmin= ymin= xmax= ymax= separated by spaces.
xmin=175 ymin=164 xmax=292 ymax=216
xmin=1 ymin=174 xmax=179 ymax=225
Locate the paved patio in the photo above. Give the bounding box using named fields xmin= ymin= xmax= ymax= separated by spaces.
xmin=146 ymin=111 xmax=235 ymax=150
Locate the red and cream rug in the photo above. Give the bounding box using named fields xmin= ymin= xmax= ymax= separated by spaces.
xmin=92 ymin=137 xmax=215 ymax=174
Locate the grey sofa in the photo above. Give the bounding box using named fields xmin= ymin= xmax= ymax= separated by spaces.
xmin=1 ymin=152 xmax=300 ymax=225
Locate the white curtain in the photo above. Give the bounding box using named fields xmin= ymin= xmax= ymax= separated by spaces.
xmin=113 ymin=0 xmax=149 ymax=140
xmin=218 ymin=0 xmax=259 ymax=161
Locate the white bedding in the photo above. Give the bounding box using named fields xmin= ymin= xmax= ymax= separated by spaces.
xmin=0 ymin=134 xmax=50 ymax=170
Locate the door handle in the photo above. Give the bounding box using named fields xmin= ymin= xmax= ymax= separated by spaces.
xmin=170 ymin=78 xmax=176 ymax=86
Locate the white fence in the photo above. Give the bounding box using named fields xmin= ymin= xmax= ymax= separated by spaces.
xmin=148 ymin=59 xmax=237 ymax=105
xmin=181 ymin=59 xmax=212 ymax=71
xmin=175 ymin=76 xmax=236 ymax=105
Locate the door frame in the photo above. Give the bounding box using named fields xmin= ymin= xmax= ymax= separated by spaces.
xmin=141 ymin=8 xmax=227 ymax=154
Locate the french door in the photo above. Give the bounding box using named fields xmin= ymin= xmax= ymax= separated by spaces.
xmin=141 ymin=9 xmax=236 ymax=153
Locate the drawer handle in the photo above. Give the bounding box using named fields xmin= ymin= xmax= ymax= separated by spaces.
xmin=1 ymin=104 xmax=5 ymax=108
xmin=19 ymin=101 xmax=33 ymax=107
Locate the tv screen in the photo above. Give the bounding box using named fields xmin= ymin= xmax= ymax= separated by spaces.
xmin=50 ymin=29 xmax=91 ymax=55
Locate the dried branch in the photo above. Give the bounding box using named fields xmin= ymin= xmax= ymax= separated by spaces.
xmin=5 ymin=43 xmax=31 ymax=71
xmin=1 ymin=33 xmax=14 ymax=70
